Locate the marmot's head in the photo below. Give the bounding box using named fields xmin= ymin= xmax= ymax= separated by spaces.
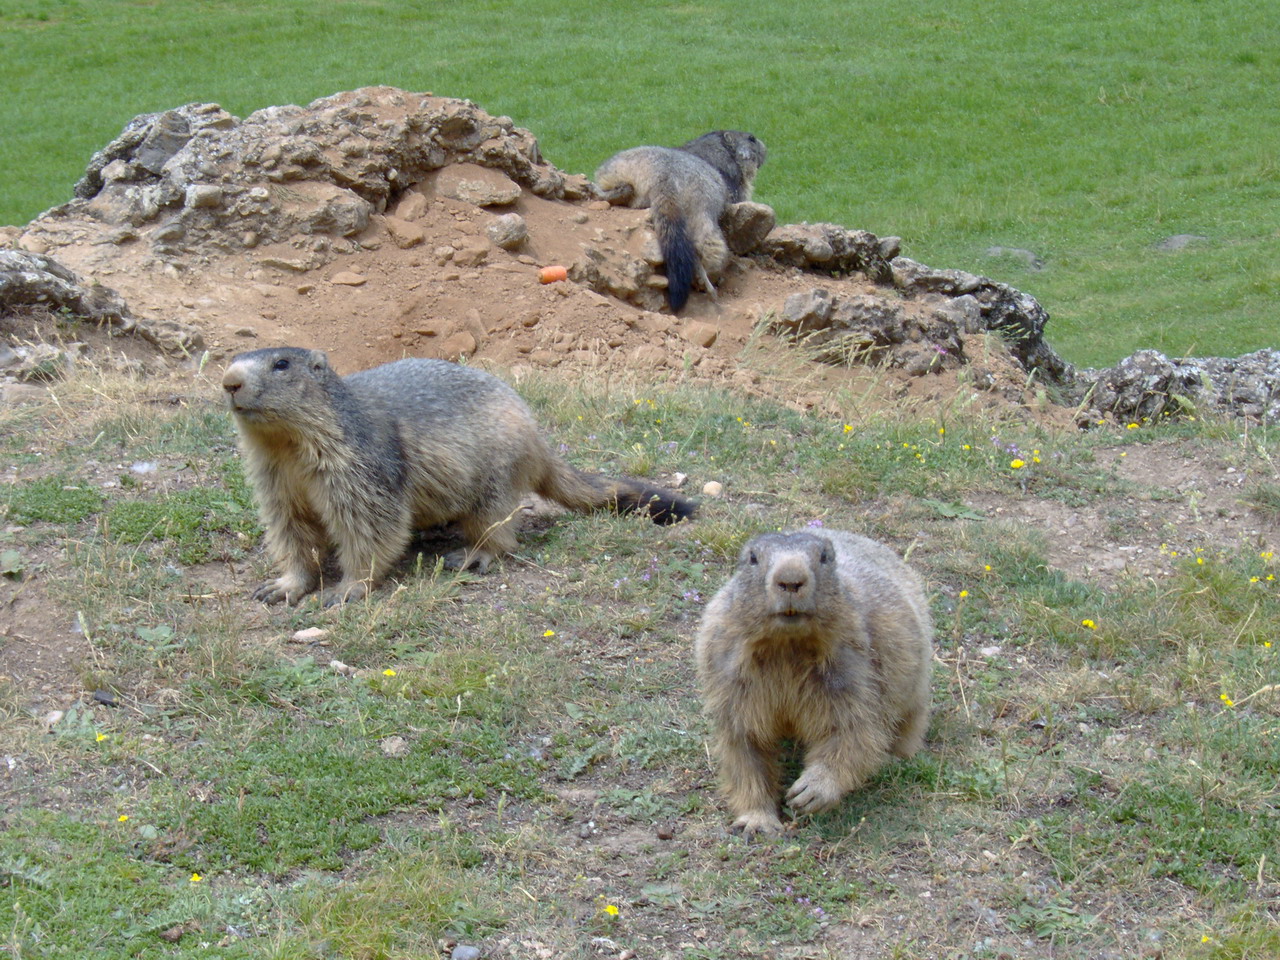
xmin=726 ymin=131 xmax=767 ymax=176
xmin=736 ymin=531 xmax=835 ymax=624
xmin=221 ymin=347 xmax=336 ymax=426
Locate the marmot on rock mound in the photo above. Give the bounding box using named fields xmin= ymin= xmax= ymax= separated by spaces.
xmin=695 ymin=529 xmax=933 ymax=836
xmin=594 ymin=130 xmax=766 ymax=312
xmin=221 ymin=347 xmax=696 ymax=606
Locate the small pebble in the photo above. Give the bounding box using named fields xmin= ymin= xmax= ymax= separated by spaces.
xmin=702 ymin=480 xmax=723 ymax=497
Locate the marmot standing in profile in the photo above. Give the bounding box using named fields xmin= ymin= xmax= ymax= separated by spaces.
xmin=695 ymin=529 xmax=933 ymax=836
xmin=595 ymin=130 xmax=766 ymax=312
xmin=222 ymin=347 xmax=695 ymax=606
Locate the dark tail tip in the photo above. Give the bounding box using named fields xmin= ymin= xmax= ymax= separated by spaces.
xmin=657 ymin=214 xmax=695 ymax=313
xmin=616 ymin=485 xmax=698 ymax=525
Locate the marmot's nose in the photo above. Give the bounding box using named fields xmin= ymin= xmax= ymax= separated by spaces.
xmin=222 ymin=367 xmax=244 ymax=394
xmin=775 ymin=574 xmax=809 ymax=594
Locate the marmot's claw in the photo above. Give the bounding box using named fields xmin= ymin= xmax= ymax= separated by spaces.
xmin=252 ymin=581 xmax=288 ymax=604
xmin=731 ymin=811 xmax=784 ymax=837
xmin=785 ymin=768 xmax=842 ymax=815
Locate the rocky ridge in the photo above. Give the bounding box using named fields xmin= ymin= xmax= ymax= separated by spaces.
xmin=1 ymin=86 xmax=1274 ymax=425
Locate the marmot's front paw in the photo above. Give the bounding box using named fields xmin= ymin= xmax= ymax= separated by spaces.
xmin=730 ymin=810 xmax=784 ymax=837
xmin=321 ymin=579 xmax=371 ymax=607
xmin=443 ymin=548 xmax=494 ymax=574
xmin=785 ymin=766 xmax=844 ymax=815
xmin=252 ymin=573 xmax=316 ymax=605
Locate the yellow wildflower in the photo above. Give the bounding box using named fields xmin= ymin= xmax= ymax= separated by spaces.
xmin=1081 ymin=619 xmax=1097 ymax=630
xmin=959 ymin=590 xmax=969 ymax=599
xmin=543 ymin=629 xmax=556 ymax=637
xmin=383 ymin=669 xmax=397 ymax=677
xmin=1010 ymin=459 xmax=1025 ymax=469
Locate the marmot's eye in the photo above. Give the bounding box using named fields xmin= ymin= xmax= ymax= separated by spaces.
xmin=272 ymin=358 xmax=291 ymax=371
xmin=819 ymin=551 xmax=830 ymax=564
xmin=748 ymin=552 xmax=758 ymax=566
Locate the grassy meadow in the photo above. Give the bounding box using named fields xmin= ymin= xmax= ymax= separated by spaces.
xmin=2 ymin=0 xmax=1279 ymax=366
xmin=0 ymin=354 xmax=1277 ymax=958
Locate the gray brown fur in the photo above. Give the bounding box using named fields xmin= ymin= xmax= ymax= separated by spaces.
xmin=594 ymin=130 xmax=766 ymax=312
xmin=222 ymin=347 xmax=695 ymax=605
xmin=695 ymin=529 xmax=933 ymax=835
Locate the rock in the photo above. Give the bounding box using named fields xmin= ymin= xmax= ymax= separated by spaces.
xmin=136 ymin=317 xmax=205 ymax=356
xmin=930 ymin=294 xmax=984 ymax=333
xmin=702 ymin=480 xmax=724 ymax=497
xmin=570 ymin=245 xmax=665 ymax=311
xmin=778 ymin=287 xmax=835 ymax=333
xmin=2 ymin=342 xmax=81 ymax=382
xmin=451 ymin=947 xmax=483 ymax=960
xmin=436 ymin=164 xmax=523 ymax=206
xmin=379 ymin=736 xmax=410 ymax=758
xmin=452 ymin=240 xmax=490 ymax=267
xmin=891 ymin=257 xmax=1069 ymax=380
xmin=761 ymin=223 xmax=893 ymax=282
xmin=0 ymin=250 xmax=132 ymax=326
xmin=681 ymin=320 xmax=719 ymax=348
xmin=1155 ymin=234 xmax=1208 ymax=251
xmin=439 ymin=331 xmax=477 ymax=360
xmin=290 ymin=627 xmax=330 ymax=644
xmin=41 ymin=88 xmax=573 ymax=261
xmin=393 ymin=190 xmax=428 ymax=221
xmin=721 ymin=201 xmax=776 ymax=255
xmin=1080 ymin=348 xmax=1280 ymax=424
xmin=290 ymin=183 xmax=372 ymax=237
xmin=485 ymin=212 xmax=528 ymax=250
xmin=184 ymin=184 xmax=222 ymax=209
xmin=984 ymin=245 xmax=1043 ymax=270
xmin=329 ymin=659 xmax=356 ymax=676
xmin=330 ymin=271 xmax=367 ymax=286
xmin=383 ymin=215 xmax=426 ymax=248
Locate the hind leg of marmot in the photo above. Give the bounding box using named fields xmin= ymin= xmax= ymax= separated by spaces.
xmin=718 ymin=735 xmax=785 ymax=836
xmin=444 ymin=506 xmax=522 ymax=574
xmin=254 ymin=511 xmax=326 ymax=604
xmin=890 ymin=703 xmax=930 ymax=759
xmin=695 ymin=261 xmax=719 ymax=302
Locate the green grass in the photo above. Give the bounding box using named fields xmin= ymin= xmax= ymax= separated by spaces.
xmin=1 ymin=364 xmax=1277 ymax=958
xmin=3 ymin=0 xmax=1279 ymax=365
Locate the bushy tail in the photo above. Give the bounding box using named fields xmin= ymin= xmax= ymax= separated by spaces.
xmin=539 ymin=458 xmax=696 ymax=525
xmin=652 ymin=192 xmax=697 ymax=313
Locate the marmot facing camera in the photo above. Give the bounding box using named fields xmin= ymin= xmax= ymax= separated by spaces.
xmin=695 ymin=529 xmax=933 ymax=835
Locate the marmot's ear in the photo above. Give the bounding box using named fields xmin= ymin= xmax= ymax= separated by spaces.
xmin=308 ymin=349 xmax=330 ymax=371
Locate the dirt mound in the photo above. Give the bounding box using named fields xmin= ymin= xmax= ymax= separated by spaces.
xmin=2 ymin=87 xmax=1051 ymax=421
